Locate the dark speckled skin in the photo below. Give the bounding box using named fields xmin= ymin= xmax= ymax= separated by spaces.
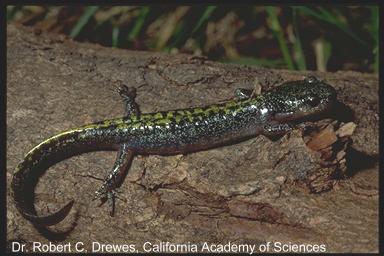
xmin=12 ymin=76 xmax=337 ymax=226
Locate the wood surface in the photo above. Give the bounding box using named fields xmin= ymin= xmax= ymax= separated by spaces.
xmin=6 ymin=24 xmax=378 ymax=253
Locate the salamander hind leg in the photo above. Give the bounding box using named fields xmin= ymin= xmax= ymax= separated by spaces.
xmin=93 ymin=143 xmax=134 ymax=216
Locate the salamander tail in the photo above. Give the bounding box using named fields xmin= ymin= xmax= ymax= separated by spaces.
xmin=19 ymin=199 xmax=74 ymax=226
xmin=11 ymin=129 xmax=83 ymax=226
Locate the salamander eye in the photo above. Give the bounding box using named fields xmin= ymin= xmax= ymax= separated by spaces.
xmin=305 ymin=95 xmax=321 ymax=107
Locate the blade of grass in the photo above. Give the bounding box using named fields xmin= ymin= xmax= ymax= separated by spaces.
xmin=293 ymin=6 xmax=367 ymax=47
xmin=156 ymin=6 xmax=190 ymax=50
xmin=112 ymin=26 xmax=119 ymax=48
xmin=127 ymin=6 xmax=150 ymax=41
xmin=191 ymin=6 xmax=217 ymax=35
xmin=168 ymin=21 xmax=186 ymax=49
xmin=313 ymin=38 xmax=331 ymax=72
xmin=7 ymin=6 xmax=17 ymax=22
xmin=318 ymin=7 xmax=366 ymax=47
xmin=292 ymin=7 xmax=307 ymax=70
xmin=70 ymin=6 xmax=99 ymax=39
xmin=266 ymin=7 xmax=295 ymax=70
xmin=169 ymin=6 xmax=216 ymax=49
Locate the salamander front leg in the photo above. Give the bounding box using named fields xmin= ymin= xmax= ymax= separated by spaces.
xmin=93 ymin=84 xmax=139 ymax=216
xmin=93 ymin=143 xmax=134 ymax=216
xmin=115 ymin=83 xmax=140 ymax=116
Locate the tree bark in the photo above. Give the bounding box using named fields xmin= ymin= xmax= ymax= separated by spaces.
xmin=6 ymin=24 xmax=378 ymax=253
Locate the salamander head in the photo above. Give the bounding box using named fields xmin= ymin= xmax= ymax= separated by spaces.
xmin=265 ymin=76 xmax=337 ymax=121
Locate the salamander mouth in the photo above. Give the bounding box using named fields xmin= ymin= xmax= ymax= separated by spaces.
xmin=274 ymin=100 xmax=335 ymax=122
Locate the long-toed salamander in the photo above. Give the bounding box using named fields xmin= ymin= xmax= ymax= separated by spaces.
xmin=12 ymin=76 xmax=337 ymax=227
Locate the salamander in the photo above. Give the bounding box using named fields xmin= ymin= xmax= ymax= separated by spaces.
xmin=11 ymin=76 xmax=337 ymax=226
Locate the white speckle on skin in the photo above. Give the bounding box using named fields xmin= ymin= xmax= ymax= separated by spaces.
xmin=260 ymin=108 xmax=268 ymax=115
